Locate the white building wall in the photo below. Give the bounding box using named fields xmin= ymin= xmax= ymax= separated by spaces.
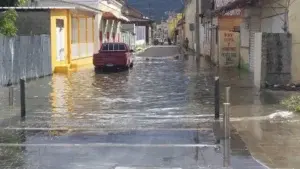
xmin=244 ymin=8 xmax=261 ymax=72
xmin=100 ymin=0 xmax=123 ymax=43
xmin=135 ymin=26 xmax=146 ymax=46
xmin=184 ymin=0 xmax=201 ymax=50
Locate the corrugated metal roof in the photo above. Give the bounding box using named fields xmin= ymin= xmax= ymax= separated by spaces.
xmin=0 ymin=0 xmax=101 ymax=13
xmin=212 ymin=0 xmax=257 ymax=16
xmin=0 ymin=6 xmax=74 ymax=10
xmin=124 ymin=15 xmax=153 ymax=23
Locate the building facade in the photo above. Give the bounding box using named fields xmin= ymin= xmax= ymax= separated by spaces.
xmin=1 ymin=0 xmax=100 ymax=73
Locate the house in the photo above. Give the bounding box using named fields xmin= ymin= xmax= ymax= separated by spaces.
xmin=183 ymin=0 xmax=201 ymax=50
xmin=212 ymin=0 xmax=299 ymax=83
xmin=121 ymin=5 xmax=154 ymax=48
xmin=167 ymin=13 xmax=183 ymax=43
xmin=0 ymin=0 xmax=101 ymax=73
xmin=98 ymin=0 xmax=129 ymax=45
xmin=64 ymin=0 xmax=152 ymax=49
xmin=200 ymin=0 xmax=243 ymax=66
xmin=176 ymin=17 xmax=185 ymax=45
xmin=63 ymin=0 xmax=129 ymax=51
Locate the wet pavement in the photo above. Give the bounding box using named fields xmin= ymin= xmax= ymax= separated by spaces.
xmin=0 ymin=46 xmax=272 ymax=169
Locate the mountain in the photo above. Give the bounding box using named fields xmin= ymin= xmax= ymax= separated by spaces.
xmin=127 ymin=0 xmax=184 ymax=21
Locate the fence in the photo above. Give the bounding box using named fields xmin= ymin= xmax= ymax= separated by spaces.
xmin=121 ymin=31 xmax=135 ymax=50
xmin=0 ymin=35 xmax=51 ymax=86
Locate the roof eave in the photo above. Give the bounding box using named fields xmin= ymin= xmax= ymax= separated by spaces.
xmin=0 ymin=6 xmax=75 ymax=10
xmin=0 ymin=6 xmax=100 ymax=13
xmin=211 ymin=0 xmax=258 ymax=16
xmin=76 ymin=6 xmax=100 ymax=13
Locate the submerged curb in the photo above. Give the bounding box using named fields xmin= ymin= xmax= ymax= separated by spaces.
xmin=134 ymin=45 xmax=152 ymax=55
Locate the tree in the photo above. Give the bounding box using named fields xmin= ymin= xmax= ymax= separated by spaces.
xmin=0 ymin=9 xmax=18 ymax=36
xmin=0 ymin=0 xmax=27 ymax=36
xmin=0 ymin=0 xmax=26 ymax=7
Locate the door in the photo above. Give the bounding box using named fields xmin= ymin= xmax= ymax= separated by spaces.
xmin=56 ymin=19 xmax=65 ymax=62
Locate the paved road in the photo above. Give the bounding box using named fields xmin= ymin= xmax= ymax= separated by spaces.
xmin=0 ymin=46 xmax=267 ymax=169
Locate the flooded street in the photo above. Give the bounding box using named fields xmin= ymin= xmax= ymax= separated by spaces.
xmin=0 ymin=46 xmax=288 ymax=169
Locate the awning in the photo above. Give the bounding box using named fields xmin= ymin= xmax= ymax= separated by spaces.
xmin=122 ymin=15 xmax=153 ymax=24
xmin=120 ymin=15 xmax=129 ymax=22
xmin=102 ymin=12 xmax=127 ymax=21
xmin=212 ymin=0 xmax=258 ymax=16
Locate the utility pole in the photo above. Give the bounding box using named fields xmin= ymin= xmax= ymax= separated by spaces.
xmin=195 ymin=0 xmax=200 ymax=58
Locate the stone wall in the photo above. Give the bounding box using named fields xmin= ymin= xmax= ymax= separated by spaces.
xmin=261 ymin=33 xmax=291 ymax=85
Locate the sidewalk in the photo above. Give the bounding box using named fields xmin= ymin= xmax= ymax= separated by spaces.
xmin=217 ymin=67 xmax=300 ymax=168
xmin=0 ymin=76 xmax=53 ymax=126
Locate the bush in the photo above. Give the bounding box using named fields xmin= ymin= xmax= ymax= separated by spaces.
xmin=0 ymin=9 xmax=18 ymax=36
xmin=281 ymin=95 xmax=300 ymax=112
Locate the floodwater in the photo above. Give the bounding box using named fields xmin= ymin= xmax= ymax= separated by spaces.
xmin=0 ymin=46 xmax=295 ymax=168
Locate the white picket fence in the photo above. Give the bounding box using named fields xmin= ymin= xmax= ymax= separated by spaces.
xmin=120 ymin=31 xmax=135 ymax=50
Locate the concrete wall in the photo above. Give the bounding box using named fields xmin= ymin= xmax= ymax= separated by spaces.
xmin=15 ymin=11 xmax=51 ymax=35
xmin=240 ymin=22 xmax=250 ymax=70
xmin=218 ymin=16 xmax=242 ymax=31
xmin=254 ymin=33 xmax=262 ymax=89
xmin=135 ymin=26 xmax=146 ymax=46
xmin=184 ymin=0 xmax=201 ymax=50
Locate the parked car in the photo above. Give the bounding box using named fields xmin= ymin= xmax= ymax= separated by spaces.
xmin=93 ymin=43 xmax=134 ymax=70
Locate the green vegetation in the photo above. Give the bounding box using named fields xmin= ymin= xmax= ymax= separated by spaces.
xmin=281 ymin=95 xmax=300 ymax=112
xmin=0 ymin=9 xmax=18 ymax=36
xmin=0 ymin=0 xmax=27 ymax=36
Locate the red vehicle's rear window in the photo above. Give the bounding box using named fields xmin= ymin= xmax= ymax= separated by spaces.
xmin=101 ymin=43 xmax=126 ymax=51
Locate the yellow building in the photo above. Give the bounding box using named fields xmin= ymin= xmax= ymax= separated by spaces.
xmin=3 ymin=1 xmax=101 ymax=74
xmin=167 ymin=13 xmax=183 ymax=38
xmin=49 ymin=7 xmax=99 ymax=73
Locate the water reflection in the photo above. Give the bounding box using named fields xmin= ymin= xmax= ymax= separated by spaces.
xmin=0 ymin=47 xmax=283 ymax=168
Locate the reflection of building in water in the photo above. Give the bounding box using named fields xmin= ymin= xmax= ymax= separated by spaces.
xmin=50 ymin=75 xmax=74 ymax=130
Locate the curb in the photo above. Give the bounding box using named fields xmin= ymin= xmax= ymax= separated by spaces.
xmin=134 ymin=46 xmax=152 ymax=55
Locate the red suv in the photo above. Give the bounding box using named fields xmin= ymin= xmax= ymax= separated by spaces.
xmin=93 ymin=43 xmax=134 ymax=70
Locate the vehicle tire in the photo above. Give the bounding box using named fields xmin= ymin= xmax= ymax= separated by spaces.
xmin=94 ymin=67 xmax=102 ymax=73
xmin=123 ymin=65 xmax=129 ymax=70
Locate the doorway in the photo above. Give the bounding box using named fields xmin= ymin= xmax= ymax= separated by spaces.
xmin=56 ymin=19 xmax=65 ymax=62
